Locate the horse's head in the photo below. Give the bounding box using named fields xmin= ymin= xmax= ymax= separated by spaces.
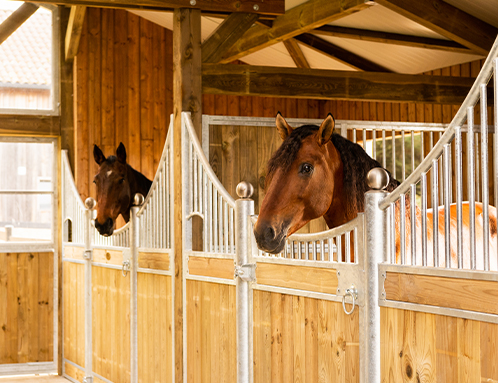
xmin=93 ymin=143 xmax=132 ymax=236
xmin=254 ymin=113 xmax=340 ymax=254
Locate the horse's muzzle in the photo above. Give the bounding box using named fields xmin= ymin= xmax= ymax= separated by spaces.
xmin=253 ymin=222 xmax=287 ymax=254
xmin=95 ymin=217 xmax=114 ymax=236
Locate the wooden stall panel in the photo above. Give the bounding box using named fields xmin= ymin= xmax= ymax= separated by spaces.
xmin=63 ymin=261 xmax=85 ymax=370
xmin=0 ymin=252 xmax=53 ymax=365
xmin=381 ymin=307 xmax=498 ymax=382
xmin=138 ymin=273 xmax=173 ymax=383
xmin=253 ymin=291 xmax=359 ymax=383
xmin=92 ymin=266 xmax=131 ymax=383
xmin=186 ymin=280 xmax=236 ymax=383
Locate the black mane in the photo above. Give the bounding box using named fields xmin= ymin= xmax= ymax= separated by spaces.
xmin=266 ymin=124 xmax=399 ymax=216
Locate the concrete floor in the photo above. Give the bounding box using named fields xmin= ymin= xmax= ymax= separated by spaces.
xmin=0 ymin=376 xmax=69 ymax=383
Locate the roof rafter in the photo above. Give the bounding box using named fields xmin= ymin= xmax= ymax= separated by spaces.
xmin=65 ymin=6 xmax=87 ymax=61
xmin=0 ymin=3 xmax=39 ymax=46
xmin=283 ymin=39 xmax=310 ymax=69
xmin=217 ymin=0 xmax=374 ymax=64
xmin=294 ymin=33 xmax=392 ymax=72
xmin=202 ymin=63 xmax=475 ymax=104
xmin=202 ymin=13 xmax=259 ymax=64
xmin=311 ymin=25 xmax=473 ymax=54
xmin=375 ymin=0 xmax=497 ymax=55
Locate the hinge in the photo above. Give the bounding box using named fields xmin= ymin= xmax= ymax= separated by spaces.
xmin=83 ymin=250 xmax=92 ymax=261
xmin=82 ymin=376 xmax=93 ymax=383
xmin=234 ymin=263 xmax=256 ymax=282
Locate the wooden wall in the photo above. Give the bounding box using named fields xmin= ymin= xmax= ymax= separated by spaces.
xmin=0 ymin=252 xmax=53 ymax=364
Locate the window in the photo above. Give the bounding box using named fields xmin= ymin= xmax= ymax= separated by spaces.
xmin=0 ymin=1 xmax=59 ymax=114
xmin=0 ymin=138 xmax=57 ymax=246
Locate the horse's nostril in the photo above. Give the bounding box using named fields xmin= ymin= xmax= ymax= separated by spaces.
xmin=265 ymin=226 xmax=276 ymax=241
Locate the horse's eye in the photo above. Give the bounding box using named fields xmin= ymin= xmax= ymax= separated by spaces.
xmin=300 ymin=163 xmax=314 ymax=176
xmin=119 ymin=178 xmax=125 ymax=184
xmin=93 ymin=180 xmax=96 ymax=184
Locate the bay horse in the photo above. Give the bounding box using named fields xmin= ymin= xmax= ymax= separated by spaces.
xmin=93 ymin=143 xmax=152 ymax=236
xmin=253 ymin=113 xmax=498 ymax=270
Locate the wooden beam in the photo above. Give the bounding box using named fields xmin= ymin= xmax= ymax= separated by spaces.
xmin=294 ymin=33 xmax=391 ymax=72
xmin=0 ymin=115 xmax=60 ymax=136
xmin=283 ymin=39 xmax=310 ymax=69
xmin=375 ymin=0 xmax=497 ymax=55
xmin=65 ymin=6 xmax=86 ymax=61
xmin=173 ymin=8 xmax=202 ymax=383
xmin=311 ymin=25 xmax=473 ymax=54
xmin=202 ymin=12 xmax=259 ymax=64
xmin=29 ymin=0 xmax=284 ymax=15
xmin=218 ymin=0 xmax=373 ymax=63
xmin=202 ymin=63 xmax=475 ymax=104
xmin=0 ymin=3 xmax=39 ymax=45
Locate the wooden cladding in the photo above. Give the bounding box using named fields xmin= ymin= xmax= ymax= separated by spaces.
xmin=74 ymin=8 xmax=173 ymax=203
xmin=384 ymin=272 xmax=498 ymax=315
xmin=256 ymin=263 xmax=338 ymax=294
xmin=0 ymin=252 xmax=54 ymax=364
xmin=188 ymin=256 xmax=235 ymax=280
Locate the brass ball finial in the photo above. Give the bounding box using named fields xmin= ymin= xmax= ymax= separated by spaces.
xmin=84 ymin=197 xmax=96 ymax=210
xmin=236 ymin=181 xmax=254 ymax=199
xmin=366 ymin=167 xmax=389 ymax=190
xmin=133 ymin=193 xmax=145 ymax=206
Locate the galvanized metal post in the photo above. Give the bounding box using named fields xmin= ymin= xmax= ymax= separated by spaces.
xmin=362 ymin=168 xmax=389 ymax=383
xmin=83 ymin=198 xmax=96 ymax=383
xmin=235 ymin=182 xmax=255 ymax=383
xmin=130 ymin=194 xmax=143 ymax=383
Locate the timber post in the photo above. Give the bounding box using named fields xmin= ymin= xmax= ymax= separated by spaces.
xmin=173 ymin=8 xmax=202 ymax=383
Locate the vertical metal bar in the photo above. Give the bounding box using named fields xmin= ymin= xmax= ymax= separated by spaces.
xmin=230 ymin=207 xmax=235 ymax=254
xmin=336 ymin=235 xmax=342 ymax=263
xmin=411 ymin=131 xmax=415 ymax=175
xmin=421 ymin=173 xmax=428 ymax=266
xmin=362 ymin=187 xmax=388 ymax=383
xmin=83 ymin=199 xmax=94 ymax=383
xmin=218 ymin=194 xmax=223 ymax=253
xmin=443 ymin=144 xmax=451 ymax=268
xmin=353 ymin=227 xmax=358 ymax=264
xmin=130 ymin=203 xmax=140 ymax=383
xmin=312 ymin=240 xmax=317 ymax=261
xmin=410 ymin=184 xmax=416 ymax=266
xmin=320 ymin=240 xmax=324 ymax=261
xmin=480 ymin=84 xmax=490 ymax=270
xmin=401 ymin=131 xmax=406 ymax=181
xmin=235 ymin=194 xmax=254 ymax=383
xmin=193 ymin=153 xmax=198 ymax=213
xmin=214 ymin=190 xmax=218 ymax=252
xmin=208 ymin=180 xmax=213 ymax=252
xmin=439 ymin=131 xmax=444 ymax=205
xmin=495 ymin=58 xmax=498 ymax=256
xmin=455 ymin=127 xmax=463 ymax=268
xmin=432 ymin=159 xmax=439 ymax=267
xmin=353 ymin=128 xmax=356 ymax=144
xmin=468 ymin=106 xmax=476 ymax=269
xmin=203 ymin=166 xmax=208 ymax=252
xmin=224 ymin=201 xmax=229 ymax=254
xmin=363 ymin=129 xmax=367 ymax=151
xmin=400 ymin=193 xmax=406 ymax=265
xmin=390 ymin=203 xmax=396 ymax=264
xmin=420 ymin=130 xmax=425 ymax=163
xmin=382 ymin=129 xmax=386 ymax=168
xmin=475 ymin=131 xmax=481 ymax=202
xmin=298 ymin=240 xmax=303 ymax=259
xmin=430 ymin=133 xmax=434 ymax=209
xmin=392 ymin=129 xmax=396 ymax=180
xmin=372 ymin=128 xmax=377 ymax=160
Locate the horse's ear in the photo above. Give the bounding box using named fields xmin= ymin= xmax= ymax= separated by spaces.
xmin=116 ymin=142 xmax=127 ymax=164
xmin=317 ymin=114 xmax=335 ymax=146
xmin=275 ymin=112 xmax=293 ymax=140
xmin=93 ymin=145 xmax=106 ymax=165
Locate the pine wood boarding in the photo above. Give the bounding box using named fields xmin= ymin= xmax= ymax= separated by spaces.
xmin=384 ymin=272 xmax=498 ymax=315
xmin=188 ymin=256 xmax=235 ymax=280
xmin=256 ymin=263 xmax=338 ymax=294
xmin=63 ymin=245 xmax=85 ymax=261
xmin=64 ymin=361 xmax=85 ymax=381
xmin=92 ymin=248 xmax=124 ymax=266
xmin=138 ymin=251 xmax=170 ymax=270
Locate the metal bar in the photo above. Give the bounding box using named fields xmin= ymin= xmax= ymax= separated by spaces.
xmin=421 ymin=173 xmax=428 ymax=266
xmin=410 ymin=184 xmax=416 ymax=266
xmin=130 ymin=204 xmax=139 ymax=383
xmin=475 ymin=131 xmax=481 ymax=202
xmin=495 ymin=58 xmax=498 ymax=256
xmin=345 ymin=231 xmax=351 ymax=263
xmin=401 ymin=130 xmax=406 ymax=181
xmin=411 ymin=131 xmax=415 ymax=174
xmin=432 ymin=159 xmax=439 ymax=267
xmin=443 ymin=144 xmax=451 ymax=268
xmin=84 ymin=203 xmax=93 ymax=382
xmin=336 ymin=235 xmax=342 ymax=263
xmin=455 ymin=127 xmax=463 ymax=268
xmin=392 ymin=129 xmax=396 ymax=179
xmin=372 ymin=128 xmax=377 ymax=160
xmin=400 ymin=193 xmax=406 ymax=265
xmin=390 ymin=203 xmax=396 ymax=264
xmin=480 ymin=84 xmax=490 ymax=270
xmin=382 ymin=129 xmax=386 ymax=168
xmin=468 ymin=106 xmax=476 ymax=269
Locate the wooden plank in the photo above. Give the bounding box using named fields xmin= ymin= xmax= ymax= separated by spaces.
xmin=140 ymin=17 xmax=154 ymax=143
xmin=317 ymin=299 xmax=332 ymax=382
xmin=188 ymin=256 xmax=235 ymax=280
xmin=0 ymin=254 xmax=7 ymax=363
xmin=0 ymin=115 xmax=60 ymax=136
xmin=27 ymin=252 xmax=39 ymax=362
xmin=283 ymin=39 xmax=310 ymax=69
xmin=65 ymin=6 xmax=87 ymax=61
xmin=435 ymin=315 xmax=457 ymax=383
xmin=256 ymin=263 xmax=338 ymax=294
xmin=101 ymin=8 xmax=115 ymax=147
xmin=138 ymin=251 xmax=170 ymax=271
xmin=294 ymin=34 xmax=391 ymax=72
xmin=311 ymin=25 xmax=472 ymax=54
xmin=218 ymin=0 xmax=373 ymax=63
xmin=202 ymin=13 xmax=259 ymax=64
xmin=63 ymin=245 xmax=85 ymax=260
xmin=64 ymin=361 xmax=85 ymax=381
xmin=384 ymin=272 xmax=498 ymax=315
xmin=380 ymin=307 xmax=404 ymax=382
xmin=270 ymin=293 xmax=283 ymax=383
xmin=376 ymin=0 xmax=497 ymax=55
xmin=480 ymin=322 xmax=498 ymax=382
xmin=305 ymin=298 xmax=318 ymax=383
xmin=127 ymin=12 xmax=141 ymax=170
xmin=0 ymin=3 xmax=39 ymax=45
xmin=202 ymin=64 xmax=476 ymax=104
xmin=92 ymin=248 xmax=124 ymax=266
xmin=33 ymin=0 xmax=285 ymax=15
xmin=17 ymin=253 xmax=28 ymax=363
xmin=457 ymin=318 xmax=480 ymax=382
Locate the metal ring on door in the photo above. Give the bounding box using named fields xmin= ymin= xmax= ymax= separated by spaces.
xmin=342 ymin=287 xmax=357 ymax=315
xmin=122 ymin=260 xmax=131 ymax=277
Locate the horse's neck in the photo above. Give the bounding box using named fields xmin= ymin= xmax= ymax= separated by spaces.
xmin=128 ymin=166 xmax=152 ymax=197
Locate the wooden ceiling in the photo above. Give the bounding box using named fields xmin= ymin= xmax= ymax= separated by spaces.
xmin=1 ymin=0 xmax=497 ymax=103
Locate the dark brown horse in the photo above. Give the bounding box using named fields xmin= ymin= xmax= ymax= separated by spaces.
xmin=93 ymin=143 xmax=152 ymax=236
xmin=254 ymin=114 xmax=497 ymax=269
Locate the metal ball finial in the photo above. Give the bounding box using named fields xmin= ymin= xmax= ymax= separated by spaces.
xmin=85 ymin=197 xmax=96 ymax=210
xmin=236 ymin=181 xmax=254 ymax=199
xmin=133 ymin=193 xmax=145 ymax=206
xmin=366 ymin=167 xmax=389 ymax=190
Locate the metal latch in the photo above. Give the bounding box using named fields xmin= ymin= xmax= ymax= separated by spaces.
xmin=83 ymin=250 xmax=92 ymax=261
xmin=83 ymin=376 xmax=93 ymax=383
xmin=122 ymin=260 xmax=131 ymax=277
xmin=234 ymin=264 xmax=256 ymax=282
